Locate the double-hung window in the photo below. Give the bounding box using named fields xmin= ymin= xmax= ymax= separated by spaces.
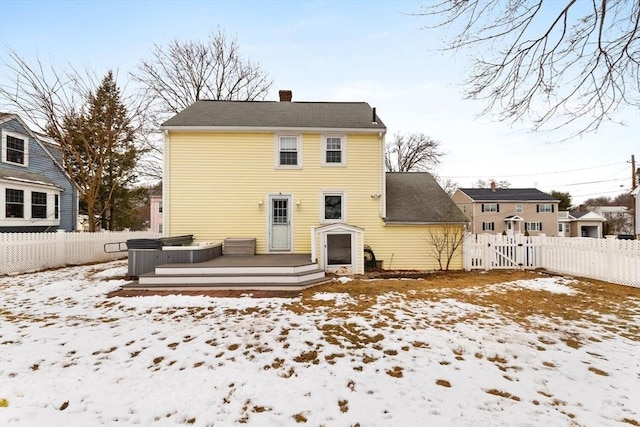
xmin=321 ymin=191 xmax=346 ymax=223
xmin=277 ymin=135 xmax=301 ymax=168
xmin=2 ymin=130 xmax=29 ymax=166
xmin=31 ymin=192 xmax=47 ymax=219
xmin=6 ymin=189 xmax=24 ymax=218
xmin=525 ymin=222 xmax=542 ymax=231
xmin=482 ymin=203 xmax=499 ymax=213
xmin=482 ymin=222 xmax=494 ymax=231
xmin=322 ymin=135 xmax=346 ymax=166
xmin=537 ymin=203 xmax=554 ymax=213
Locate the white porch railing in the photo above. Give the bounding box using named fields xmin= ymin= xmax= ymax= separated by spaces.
xmin=463 ymin=234 xmax=640 ymax=288
xmin=0 ymin=231 xmax=161 ymax=275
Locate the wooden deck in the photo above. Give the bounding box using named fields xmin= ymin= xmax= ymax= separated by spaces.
xmin=122 ymin=253 xmax=329 ymax=292
xmin=159 ymin=253 xmax=315 ymax=269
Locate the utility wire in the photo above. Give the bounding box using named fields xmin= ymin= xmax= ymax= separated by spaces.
xmin=440 ymin=162 xmax=626 ymax=179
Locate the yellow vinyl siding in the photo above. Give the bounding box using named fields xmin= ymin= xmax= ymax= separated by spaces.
xmin=364 ymin=224 xmax=464 ymax=270
xmin=167 ymin=131 xmax=382 ymax=254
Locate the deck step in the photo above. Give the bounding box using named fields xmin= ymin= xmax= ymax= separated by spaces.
xmin=122 ymin=277 xmax=330 ymax=292
xmin=154 ymin=263 xmax=319 ymax=276
xmin=139 ymin=269 xmax=325 ymax=285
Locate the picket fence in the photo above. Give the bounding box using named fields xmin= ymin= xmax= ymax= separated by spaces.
xmin=463 ymin=234 xmax=640 ymax=288
xmin=0 ymin=231 xmax=160 ymax=275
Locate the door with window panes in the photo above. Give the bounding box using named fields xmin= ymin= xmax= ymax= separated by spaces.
xmin=269 ymin=195 xmax=291 ymax=251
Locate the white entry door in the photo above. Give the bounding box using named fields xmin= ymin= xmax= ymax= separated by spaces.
xmin=269 ymin=195 xmax=291 ymax=251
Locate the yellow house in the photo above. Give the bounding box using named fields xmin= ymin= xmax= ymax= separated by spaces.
xmin=161 ymin=91 xmax=468 ymax=274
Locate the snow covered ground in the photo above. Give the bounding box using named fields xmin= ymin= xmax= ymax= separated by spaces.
xmin=0 ymin=261 xmax=638 ymax=427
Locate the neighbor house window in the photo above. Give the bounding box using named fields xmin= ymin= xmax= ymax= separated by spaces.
xmin=322 ymin=191 xmax=346 ymax=222
xmin=276 ymin=135 xmax=301 ymax=167
xmin=31 ymin=191 xmax=47 ymax=219
xmin=482 ymin=203 xmax=499 ymax=213
xmin=537 ymin=204 xmax=554 ymax=213
xmin=54 ymin=194 xmax=59 ymax=219
xmin=2 ymin=130 xmax=29 ymax=166
xmin=515 ymin=204 xmax=523 ymax=213
xmin=482 ymin=222 xmax=494 ymax=231
xmin=6 ymin=189 xmax=24 ymax=218
xmin=159 ymin=201 xmax=163 ymax=213
xmin=525 ymin=222 xmax=542 ymax=231
xmin=322 ymin=135 xmax=346 ymax=166
xmin=558 ymin=224 xmax=563 ymax=233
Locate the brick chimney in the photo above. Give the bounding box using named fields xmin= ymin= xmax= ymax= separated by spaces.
xmin=279 ymin=90 xmax=292 ymax=102
xmin=490 ymin=180 xmax=496 ymax=192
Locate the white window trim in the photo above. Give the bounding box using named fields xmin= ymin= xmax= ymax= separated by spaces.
xmin=274 ymin=134 xmax=302 ymax=169
xmin=515 ymin=204 xmax=523 ymax=213
xmin=320 ymin=190 xmax=347 ymax=224
xmin=526 ymin=222 xmax=542 ymax=231
xmin=1 ymin=129 xmax=29 ymax=167
xmin=482 ymin=221 xmax=494 ymax=231
xmin=483 ymin=203 xmax=498 ymax=213
xmin=538 ymin=203 xmax=553 ymax=213
xmin=1 ymin=182 xmax=61 ymax=226
xmin=321 ymin=134 xmax=347 ymax=167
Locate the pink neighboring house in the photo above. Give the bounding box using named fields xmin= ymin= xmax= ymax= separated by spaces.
xmin=150 ymin=195 xmax=163 ymax=234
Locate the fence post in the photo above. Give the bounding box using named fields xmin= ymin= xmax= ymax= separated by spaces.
xmin=56 ymin=230 xmax=66 ymax=267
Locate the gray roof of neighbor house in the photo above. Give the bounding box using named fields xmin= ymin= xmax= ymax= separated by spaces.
xmin=457 ymin=188 xmax=558 ymax=202
xmin=162 ymin=100 xmax=386 ymax=130
xmin=385 ymin=172 xmax=468 ymax=223
xmin=0 ymin=166 xmax=59 ymax=188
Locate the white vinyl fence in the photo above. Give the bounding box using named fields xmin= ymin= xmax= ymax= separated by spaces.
xmin=464 ymin=234 xmax=640 ymax=287
xmin=0 ymin=231 xmax=160 ymax=275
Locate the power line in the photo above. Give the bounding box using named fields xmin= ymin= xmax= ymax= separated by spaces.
xmin=440 ymin=162 xmax=626 ymax=179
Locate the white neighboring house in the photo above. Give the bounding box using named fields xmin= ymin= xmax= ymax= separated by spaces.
xmin=558 ymin=210 xmax=606 ymax=238
xmin=587 ymin=205 xmax=633 ymax=235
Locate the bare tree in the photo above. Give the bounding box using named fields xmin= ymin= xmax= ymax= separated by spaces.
xmin=132 ymin=28 xmax=273 ymax=180
xmin=436 ymin=176 xmax=459 ymax=196
xmin=418 ymin=1 xmax=640 ymax=136
xmin=385 ymin=132 xmax=443 ymax=172
xmin=0 ymin=52 xmax=144 ymax=231
xmin=473 ymin=179 xmax=511 ymax=189
xmin=427 ymin=225 xmax=468 ymax=270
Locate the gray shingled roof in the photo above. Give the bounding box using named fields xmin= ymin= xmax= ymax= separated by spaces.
xmin=458 ymin=188 xmax=558 ymax=202
xmin=385 ymin=173 xmax=468 ymax=223
xmin=0 ymin=166 xmax=58 ymax=187
xmin=162 ymin=100 xmax=386 ymax=130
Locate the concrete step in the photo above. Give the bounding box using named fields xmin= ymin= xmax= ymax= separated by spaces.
xmin=138 ymin=269 xmax=326 ymax=286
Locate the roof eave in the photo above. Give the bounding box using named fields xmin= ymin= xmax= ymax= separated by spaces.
xmin=161 ymin=125 xmax=386 ymax=134
xmin=383 ymin=220 xmax=469 ymax=225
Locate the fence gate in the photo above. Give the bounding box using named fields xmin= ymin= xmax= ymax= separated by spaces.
xmin=464 ymin=234 xmax=542 ymax=270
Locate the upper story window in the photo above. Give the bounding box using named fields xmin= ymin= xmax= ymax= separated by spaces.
xmin=515 ymin=204 xmax=523 ymax=213
xmin=482 ymin=203 xmax=499 ymax=213
xmin=6 ymin=189 xmax=24 ymax=218
xmin=159 ymin=201 xmax=163 ymax=213
xmin=31 ymin=192 xmax=47 ymax=219
xmin=537 ymin=203 xmax=554 ymax=213
xmin=2 ymin=130 xmax=29 ymax=167
xmin=321 ymin=191 xmax=346 ymax=223
xmin=276 ymin=135 xmax=302 ymax=168
xmin=55 ymin=194 xmax=59 ymax=219
xmin=322 ymin=135 xmax=346 ymax=166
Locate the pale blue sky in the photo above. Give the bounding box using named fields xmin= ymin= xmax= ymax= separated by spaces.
xmin=1 ymin=0 xmax=638 ymax=204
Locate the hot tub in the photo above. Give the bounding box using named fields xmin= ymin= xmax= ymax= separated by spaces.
xmin=127 ymin=236 xmax=222 ymax=277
